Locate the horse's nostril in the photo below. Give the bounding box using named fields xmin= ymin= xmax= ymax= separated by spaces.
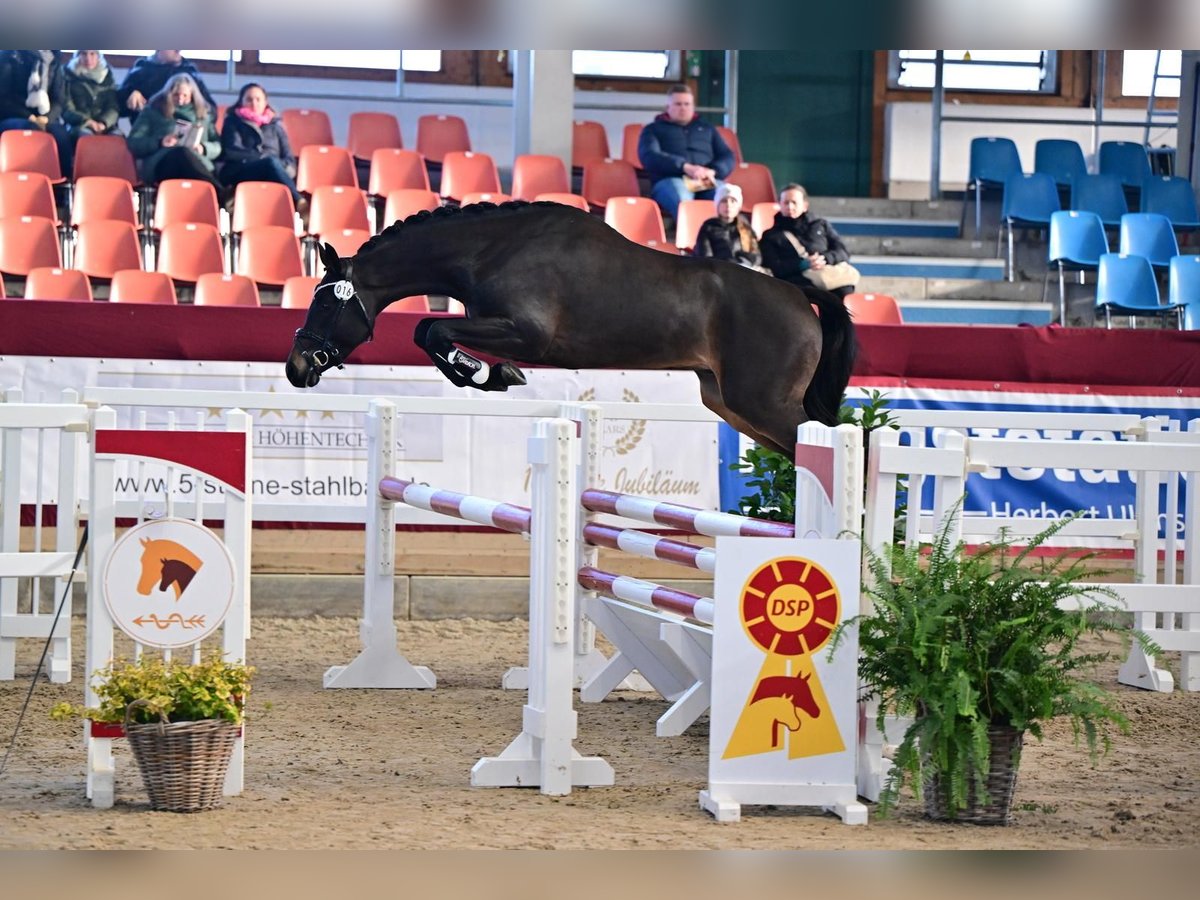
xmin=306 ymin=369 xmax=321 ymax=387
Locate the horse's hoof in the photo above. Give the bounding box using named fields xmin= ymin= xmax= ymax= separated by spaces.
xmin=497 ymin=362 xmax=527 ymax=386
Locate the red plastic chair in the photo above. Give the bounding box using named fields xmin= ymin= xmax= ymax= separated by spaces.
xmin=319 ymin=228 xmax=372 ymax=263
xmin=675 ymin=199 xmax=716 ymax=252
xmin=296 ymin=145 xmax=357 ymax=194
xmin=231 ymin=181 xmax=296 ymax=232
xmin=214 ymin=104 xmax=228 ymax=134
xmin=604 ymin=196 xmax=666 ymax=244
xmin=533 ymin=192 xmax=590 ymax=211
xmin=582 ymin=158 xmax=640 ymax=212
xmin=73 ymin=220 xmax=144 ymax=279
xmin=155 ymin=222 xmax=225 ymax=283
xmin=0 ymin=171 xmax=59 ymax=223
xmin=572 ymin=120 xmax=611 ymax=170
xmin=71 ymin=176 xmax=138 ymax=228
xmin=0 ymin=129 xmax=64 ymax=183
xmin=108 ymin=269 xmax=177 ymax=304
xmin=844 ymin=292 xmax=903 ymax=324
xmin=621 ymin=123 xmax=643 ymax=170
xmin=194 ymin=272 xmax=261 ymax=307
xmin=307 ymin=185 xmax=370 ymax=238
xmin=368 ymin=148 xmax=430 ymax=198
xmin=24 ymin=267 xmax=92 ymax=301
xmin=73 ymin=135 xmax=139 ymax=185
xmin=460 ymin=191 xmax=511 ymax=207
xmin=511 ymin=154 xmax=569 ymax=201
xmin=348 ymin=111 xmax=403 ymax=161
xmin=0 ymin=216 xmax=63 ymax=275
xmin=381 ymin=294 xmax=431 ymax=313
xmin=439 ymin=151 xmax=501 ymax=202
xmin=281 ymin=108 xmax=335 ymax=153
xmin=416 ymin=114 xmax=471 ymax=164
xmin=280 ymin=274 xmax=320 ymax=309
xmin=382 ymin=188 xmax=441 ymax=227
xmin=152 ymin=179 xmax=220 ymax=230
xmin=750 ymin=201 xmax=780 ymax=238
xmin=235 ymin=225 xmax=304 ymax=286
xmin=725 ymin=162 xmax=778 ymax=209
xmin=715 ymin=126 xmax=744 ymax=165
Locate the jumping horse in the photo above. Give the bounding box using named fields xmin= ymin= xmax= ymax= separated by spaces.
xmin=285 ymin=201 xmax=856 ymax=456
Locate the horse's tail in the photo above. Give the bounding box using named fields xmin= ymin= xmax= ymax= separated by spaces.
xmin=803 ymin=289 xmax=858 ymax=426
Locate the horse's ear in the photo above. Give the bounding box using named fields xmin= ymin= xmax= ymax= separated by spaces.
xmin=318 ymin=242 xmax=344 ymax=279
xmin=140 ymin=538 xmax=148 ymax=546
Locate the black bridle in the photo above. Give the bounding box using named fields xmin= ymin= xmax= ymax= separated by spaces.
xmin=293 ymin=279 xmax=375 ymax=374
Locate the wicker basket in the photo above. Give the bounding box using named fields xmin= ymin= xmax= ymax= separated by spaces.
xmin=124 ymin=707 xmax=239 ymax=813
xmin=922 ymin=725 xmax=1024 ymax=825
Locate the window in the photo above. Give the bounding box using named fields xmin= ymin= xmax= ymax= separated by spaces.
xmin=572 ymin=51 xmax=676 ymax=80
xmin=1121 ymin=51 xmax=1181 ymax=98
xmin=889 ymin=51 xmax=1057 ymax=94
xmin=101 ymin=50 xmax=243 ymax=62
xmin=257 ymin=51 xmax=441 ymax=72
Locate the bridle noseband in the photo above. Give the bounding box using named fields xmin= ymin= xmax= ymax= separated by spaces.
xmin=294 ymin=279 xmax=375 ymax=373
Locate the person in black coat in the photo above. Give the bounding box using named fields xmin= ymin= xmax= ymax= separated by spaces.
xmin=219 ymin=83 xmax=300 ymax=205
xmin=760 ymin=182 xmax=856 ymax=298
xmin=0 ymin=50 xmax=73 ymax=173
xmin=117 ymin=50 xmax=217 ymax=124
xmin=692 ymin=183 xmax=762 ymax=269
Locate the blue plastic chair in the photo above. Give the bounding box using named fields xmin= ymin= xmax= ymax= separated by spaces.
xmin=1044 ymin=210 xmax=1108 ymax=325
xmin=968 ymin=136 xmax=1022 ymax=238
xmin=1095 ymin=252 xmax=1181 ymax=328
xmin=999 ymin=172 xmax=1059 ymax=281
xmin=1141 ymin=176 xmax=1200 ymax=231
xmin=1098 ymin=141 xmax=1153 ymax=192
xmin=1118 ymin=212 xmax=1179 ymax=270
xmin=1071 ymin=174 xmax=1128 ymax=228
xmin=1184 ymin=302 xmax=1200 ymax=330
xmin=1034 ymin=139 xmax=1088 ymax=189
xmin=1168 ymin=254 xmax=1200 ymax=309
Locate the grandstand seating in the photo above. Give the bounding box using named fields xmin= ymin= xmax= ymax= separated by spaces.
xmin=604 ymin=196 xmax=666 ymax=245
xmin=621 ymin=123 xmax=643 ymax=169
xmin=1119 ymin=213 xmax=1179 ymax=271
xmin=231 ymin=181 xmax=296 ymax=232
xmin=416 ymin=114 xmax=471 ymax=164
xmin=1034 ymin=139 xmax=1088 ymax=190
xmin=1167 ymin=254 xmax=1200 ymax=318
xmin=460 ymin=192 xmax=512 ymax=206
xmin=280 ymin=275 xmax=320 ymax=309
xmin=674 ymin=199 xmax=715 ymax=252
xmin=967 ymin=136 xmax=1022 ymax=237
xmin=533 ymin=192 xmax=589 ymax=211
xmin=0 ymin=171 xmax=59 ymax=224
xmin=368 ymin=149 xmax=431 ymax=198
xmin=750 ymin=201 xmax=779 ymax=238
xmin=194 ymin=272 xmax=261 ymax=307
xmin=234 ymin=225 xmax=305 ymax=286
xmin=0 ymin=129 xmax=64 ymax=184
xmin=0 ymin=216 xmax=63 ymax=275
xmin=582 ymin=158 xmax=640 ymax=212
xmin=319 ymin=228 xmax=372 ymax=262
xmin=73 ymin=220 xmax=144 ymax=279
xmin=108 ymin=269 xmax=177 ymax=304
xmin=571 ymin=121 xmax=610 ymax=170
xmin=24 ymin=267 xmax=92 ymax=302
xmin=1141 ymin=176 xmax=1200 ymax=231
xmin=72 ymin=135 xmax=139 ymax=186
xmin=307 ymin=185 xmax=371 ymax=238
xmin=71 ymin=176 xmax=138 ymax=228
xmin=152 ymin=179 xmax=221 ymax=231
xmin=281 ymin=108 xmax=336 ymax=152
xmin=348 ymin=111 xmax=403 ymax=162
xmin=511 ymin=154 xmax=569 ymax=201
xmin=844 ymin=292 xmax=903 ymax=324
xmin=439 ymin=151 xmax=501 ymax=202
xmin=725 ymin=162 xmax=777 ymax=208
xmin=296 ymin=146 xmax=357 ymax=194
xmin=715 ymin=126 xmax=743 ymax=165
xmin=382 ymin=188 xmax=441 ymax=227
xmin=382 ymin=295 xmax=432 ymax=313
xmin=1095 ymin=252 xmax=1180 ymax=327
xmin=1071 ymin=174 xmax=1129 ymax=228
xmin=1044 ymin=210 xmax=1109 ymax=325
xmin=999 ymin=172 xmax=1060 ymax=281
xmin=1098 ymin=141 xmax=1153 ymax=192
xmin=155 ymin=222 xmax=225 ymax=283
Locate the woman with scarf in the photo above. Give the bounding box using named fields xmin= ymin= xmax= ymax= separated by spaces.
xmin=61 ymin=50 xmax=120 ymax=138
xmin=691 ymin=183 xmax=762 ymax=270
xmin=127 ymin=73 xmax=228 ymax=203
xmin=219 ymin=83 xmax=300 ymax=207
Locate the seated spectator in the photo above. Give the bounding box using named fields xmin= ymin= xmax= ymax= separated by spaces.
xmin=0 ymin=49 xmax=73 ymax=172
xmin=760 ymin=183 xmax=857 ymax=298
xmin=126 ymin=73 xmax=228 ymax=204
xmin=61 ymin=50 xmax=119 ymax=139
xmin=692 ymin=183 xmax=762 ymax=269
xmin=220 ymin=83 xmax=300 ymax=206
xmin=118 ymin=50 xmax=217 ymax=125
xmin=638 ymin=83 xmax=734 ymax=221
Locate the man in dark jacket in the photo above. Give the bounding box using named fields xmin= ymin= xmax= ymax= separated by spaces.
xmin=117 ymin=50 xmax=217 ymax=123
xmin=637 ymin=83 xmax=735 ymax=220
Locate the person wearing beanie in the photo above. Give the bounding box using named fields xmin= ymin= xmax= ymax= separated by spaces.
xmin=692 ymin=182 xmax=763 ymax=270
xmin=62 ymin=50 xmax=120 ymax=137
xmin=760 ymin=182 xmax=856 ymax=298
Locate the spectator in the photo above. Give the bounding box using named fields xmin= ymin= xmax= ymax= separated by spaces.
xmin=760 ymin=182 xmax=857 ymax=298
xmin=0 ymin=50 xmax=73 ymax=172
xmin=61 ymin=50 xmax=120 ymax=139
xmin=220 ymin=83 xmax=300 ymax=206
xmin=126 ymin=73 xmax=228 ymax=204
xmin=638 ymin=83 xmax=734 ymax=221
xmin=117 ymin=50 xmax=217 ymax=124
xmin=692 ymin=183 xmax=762 ymax=269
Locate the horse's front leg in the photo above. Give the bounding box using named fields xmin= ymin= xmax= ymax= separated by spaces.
xmin=413 ymin=316 xmax=530 ymax=392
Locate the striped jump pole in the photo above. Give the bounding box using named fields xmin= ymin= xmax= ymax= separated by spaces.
xmin=378 ymin=477 xmax=532 ymax=535
xmin=582 ymin=523 xmax=717 ymax=573
xmin=578 ymin=566 xmax=715 ymax=625
xmin=580 ymin=489 xmax=795 ymax=538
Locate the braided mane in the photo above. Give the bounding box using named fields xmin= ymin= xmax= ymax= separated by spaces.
xmin=358 ymin=200 xmax=560 ymax=256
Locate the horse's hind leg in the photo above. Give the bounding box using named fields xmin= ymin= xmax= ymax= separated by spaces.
xmin=696 ymin=372 xmax=794 ymax=458
xmin=414 ymin=316 xmax=534 ymax=391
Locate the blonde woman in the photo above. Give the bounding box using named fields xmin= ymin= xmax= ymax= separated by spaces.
xmin=126 ymin=73 xmax=228 ymax=202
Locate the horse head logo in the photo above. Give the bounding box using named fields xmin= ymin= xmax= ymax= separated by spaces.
xmin=137 ymin=538 xmax=204 ymax=601
xmin=747 ymin=673 xmax=821 ymax=750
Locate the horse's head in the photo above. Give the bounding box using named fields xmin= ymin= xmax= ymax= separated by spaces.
xmin=136 ymin=537 xmax=162 ymax=595
xmin=286 ymin=243 xmax=376 ymax=389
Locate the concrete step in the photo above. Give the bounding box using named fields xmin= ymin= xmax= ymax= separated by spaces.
xmin=855 ymin=275 xmax=1053 ymax=302
xmin=845 ymin=235 xmax=995 ymax=258
xmin=813 ymin=196 xmax=964 ymax=221
xmin=897 ymin=298 xmax=1054 ymax=326
xmin=854 ymin=255 xmax=1005 ymax=281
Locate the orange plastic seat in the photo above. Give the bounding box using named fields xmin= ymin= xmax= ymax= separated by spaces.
xmin=715 ymin=126 xmax=744 ymax=165
xmin=460 ymin=191 xmax=511 ymax=207
xmin=296 ymin=145 xmax=357 ymax=194
xmin=73 ymin=220 xmax=144 ymax=279
xmin=416 ymin=114 xmax=471 ymax=164
xmin=108 ymin=269 xmax=177 ymax=304
xmin=235 ymin=225 xmax=304 ymax=286
xmin=382 ymin=188 xmax=440 ymax=227
xmin=194 ymin=272 xmax=261 ymax=307
xmin=307 ymin=185 xmax=370 ymax=238
xmin=675 ymin=199 xmax=716 ymax=252
xmin=844 ymin=292 xmax=904 ymax=324
xmin=368 ymin=148 xmax=430 ymax=197
xmin=280 ymin=274 xmax=320 ymax=309
xmin=572 ymin=120 xmax=611 ymax=170
xmin=155 ymin=222 xmax=225 ymax=283
xmin=152 ymin=179 xmax=220 ymax=230
xmin=0 ymin=216 xmax=63 ymax=275
xmin=0 ymin=129 xmax=64 ymax=183
xmin=319 ymin=228 xmax=372 ymax=262
xmin=533 ymin=192 xmax=590 ymax=211
xmin=348 ymin=111 xmax=403 ymax=161
xmin=71 ymin=176 xmax=138 ymax=228
xmin=750 ymin=201 xmax=780 ymax=238
xmin=281 ymin=108 xmax=335 ymax=153
xmin=621 ymin=123 xmax=643 ymax=170
xmin=439 ymin=151 xmax=501 ymax=202
xmin=73 ymin=134 xmax=139 ymax=185
xmin=604 ymin=196 xmax=666 ymax=245
xmin=231 ymin=181 xmax=296 ymax=232
xmin=214 ymin=104 xmax=228 ymax=134
xmin=24 ymin=267 xmax=92 ymax=301
xmin=725 ymin=162 xmax=777 ymax=209
xmin=382 ymin=294 xmax=431 ymax=313
xmin=642 ymin=239 xmax=679 ymax=254
xmin=0 ymin=171 xmax=59 ymax=223
xmin=582 ymin=158 xmax=640 ymax=212
xmin=511 ymin=154 xmax=569 ymax=202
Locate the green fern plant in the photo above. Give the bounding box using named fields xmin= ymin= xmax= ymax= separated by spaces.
xmin=838 ymin=504 xmax=1137 ymax=819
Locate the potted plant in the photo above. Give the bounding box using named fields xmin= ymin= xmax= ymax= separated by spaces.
xmin=52 ymin=652 xmax=254 ymax=812
xmin=840 ymin=505 xmax=1139 ymax=824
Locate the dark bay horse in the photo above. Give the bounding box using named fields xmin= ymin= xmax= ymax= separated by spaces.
xmin=285 ymin=201 xmax=855 ymax=456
